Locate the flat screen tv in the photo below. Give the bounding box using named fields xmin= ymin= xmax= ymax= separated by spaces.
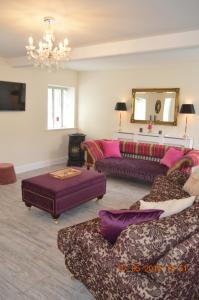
xmin=0 ymin=80 xmax=26 ymax=111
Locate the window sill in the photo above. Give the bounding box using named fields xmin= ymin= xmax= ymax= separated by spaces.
xmin=46 ymin=127 xmax=77 ymax=132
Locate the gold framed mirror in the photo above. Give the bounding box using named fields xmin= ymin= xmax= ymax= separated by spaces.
xmin=131 ymin=88 xmax=179 ymax=126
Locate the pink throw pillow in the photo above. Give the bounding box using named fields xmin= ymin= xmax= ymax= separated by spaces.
xmin=160 ymin=147 xmax=184 ymax=168
xmin=101 ymin=140 xmax=121 ymax=158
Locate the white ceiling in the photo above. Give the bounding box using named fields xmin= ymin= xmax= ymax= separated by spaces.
xmin=1 ymin=0 xmax=199 ymax=58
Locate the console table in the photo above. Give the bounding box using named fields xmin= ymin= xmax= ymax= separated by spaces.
xmin=113 ymin=132 xmax=193 ymax=148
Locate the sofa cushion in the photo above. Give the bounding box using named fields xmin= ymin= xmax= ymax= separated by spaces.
xmin=140 ymin=196 xmax=195 ymax=218
xmin=95 ymin=157 xmax=168 ymax=183
xmin=101 ymin=140 xmax=121 ymax=158
xmin=160 ymin=147 xmax=184 ymax=168
xmin=99 ymin=209 xmax=164 ymax=243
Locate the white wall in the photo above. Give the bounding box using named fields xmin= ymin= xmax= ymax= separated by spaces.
xmin=78 ymin=63 xmax=199 ymax=148
xmin=0 ymin=59 xmax=78 ymax=172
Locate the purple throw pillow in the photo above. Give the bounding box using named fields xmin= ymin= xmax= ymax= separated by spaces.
xmin=99 ymin=209 xmax=164 ymax=243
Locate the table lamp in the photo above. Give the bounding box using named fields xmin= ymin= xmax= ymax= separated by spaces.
xmin=115 ymin=102 xmax=127 ymax=132
xmin=180 ymin=104 xmax=195 ymax=137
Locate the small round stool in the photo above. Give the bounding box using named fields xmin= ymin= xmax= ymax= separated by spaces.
xmin=0 ymin=163 xmax=17 ymax=185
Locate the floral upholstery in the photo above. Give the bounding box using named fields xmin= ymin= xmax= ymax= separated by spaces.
xmin=130 ymin=170 xmax=190 ymax=209
xmin=57 ymin=170 xmax=199 ymax=299
xmin=58 ymin=202 xmax=199 ymax=300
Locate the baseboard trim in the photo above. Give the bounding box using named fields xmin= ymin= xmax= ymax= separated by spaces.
xmin=15 ymin=156 xmax=67 ymax=174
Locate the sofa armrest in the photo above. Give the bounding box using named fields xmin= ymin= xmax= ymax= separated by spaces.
xmin=58 ymin=218 xmax=112 ymax=255
xmin=58 ymin=218 xmax=122 ymax=285
xmin=81 ymin=140 xmax=104 ymax=169
xmin=81 ymin=143 xmax=95 ymax=168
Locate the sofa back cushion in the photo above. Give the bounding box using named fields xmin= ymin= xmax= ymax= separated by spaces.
xmin=120 ymin=141 xmax=190 ymax=161
xmin=113 ymin=202 xmax=199 ymax=266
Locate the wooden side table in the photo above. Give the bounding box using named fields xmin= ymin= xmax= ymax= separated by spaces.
xmin=0 ymin=163 xmax=17 ymax=185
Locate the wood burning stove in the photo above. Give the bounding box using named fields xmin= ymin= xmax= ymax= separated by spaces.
xmin=67 ymin=133 xmax=86 ymax=166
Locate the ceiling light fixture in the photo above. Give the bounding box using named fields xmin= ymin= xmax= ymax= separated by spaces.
xmin=25 ymin=16 xmax=71 ymax=69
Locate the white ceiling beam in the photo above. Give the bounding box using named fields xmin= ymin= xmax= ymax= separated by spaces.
xmin=7 ymin=30 xmax=199 ymax=68
xmin=71 ymin=30 xmax=199 ymax=59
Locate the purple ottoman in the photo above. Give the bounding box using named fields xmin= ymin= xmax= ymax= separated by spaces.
xmin=21 ymin=168 xmax=106 ymax=220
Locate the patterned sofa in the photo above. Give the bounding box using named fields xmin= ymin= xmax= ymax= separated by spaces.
xmin=81 ymin=140 xmax=191 ymax=183
xmin=57 ymin=171 xmax=199 ymax=299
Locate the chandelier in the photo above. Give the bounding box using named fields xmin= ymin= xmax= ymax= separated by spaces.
xmin=26 ymin=16 xmax=71 ymax=68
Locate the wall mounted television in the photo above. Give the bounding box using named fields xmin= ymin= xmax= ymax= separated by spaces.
xmin=0 ymin=80 xmax=26 ymax=111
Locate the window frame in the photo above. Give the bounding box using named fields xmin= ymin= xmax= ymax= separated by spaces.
xmin=47 ymin=85 xmax=76 ymax=131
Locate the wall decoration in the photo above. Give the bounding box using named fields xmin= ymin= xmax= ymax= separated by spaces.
xmin=155 ymin=100 xmax=161 ymax=114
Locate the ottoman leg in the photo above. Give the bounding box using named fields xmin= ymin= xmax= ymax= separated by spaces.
xmin=51 ymin=214 xmax=60 ymax=224
xmin=96 ymin=195 xmax=104 ymax=201
xmin=25 ymin=202 xmax=32 ymax=210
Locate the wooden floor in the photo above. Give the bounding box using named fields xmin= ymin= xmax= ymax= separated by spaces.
xmin=0 ymin=165 xmax=150 ymax=300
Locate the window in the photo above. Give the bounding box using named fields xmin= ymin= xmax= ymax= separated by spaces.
xmin=48 ymin=86 xmax=75 ymax=130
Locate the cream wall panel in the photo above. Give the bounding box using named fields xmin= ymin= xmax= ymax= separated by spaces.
xmin=78 ymin=64 xmax=199 ymax=148
xmin=0 ymin=60 xmax=78 ymax=167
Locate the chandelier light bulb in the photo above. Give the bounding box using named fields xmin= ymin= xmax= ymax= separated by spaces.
xmin=59 ymin=42 xmax=63 ymax=49
xmin=39 ymin=41 xmax=43 ymax=49
xmin=64 ymin=38 xmax=69 ymax=46
xmin=29 ymin=36 xmax=33 ymax=45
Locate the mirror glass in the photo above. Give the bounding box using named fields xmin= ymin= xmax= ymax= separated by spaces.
xmin=131 ymin=88 xmax=179 ymax=126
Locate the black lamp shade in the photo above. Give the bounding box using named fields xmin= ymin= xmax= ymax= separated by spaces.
xmin=180 ymin=104 xmax=195 ymax=114
xmin=115 ymin=102 xmax=127 ymax=111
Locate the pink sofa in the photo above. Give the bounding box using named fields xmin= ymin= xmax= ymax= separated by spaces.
xmin=81 ymin=140 xmax=192 ymax=183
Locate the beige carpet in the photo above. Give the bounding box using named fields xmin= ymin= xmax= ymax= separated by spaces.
xmin=0 ymin=164 xmax=150 ymax=300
